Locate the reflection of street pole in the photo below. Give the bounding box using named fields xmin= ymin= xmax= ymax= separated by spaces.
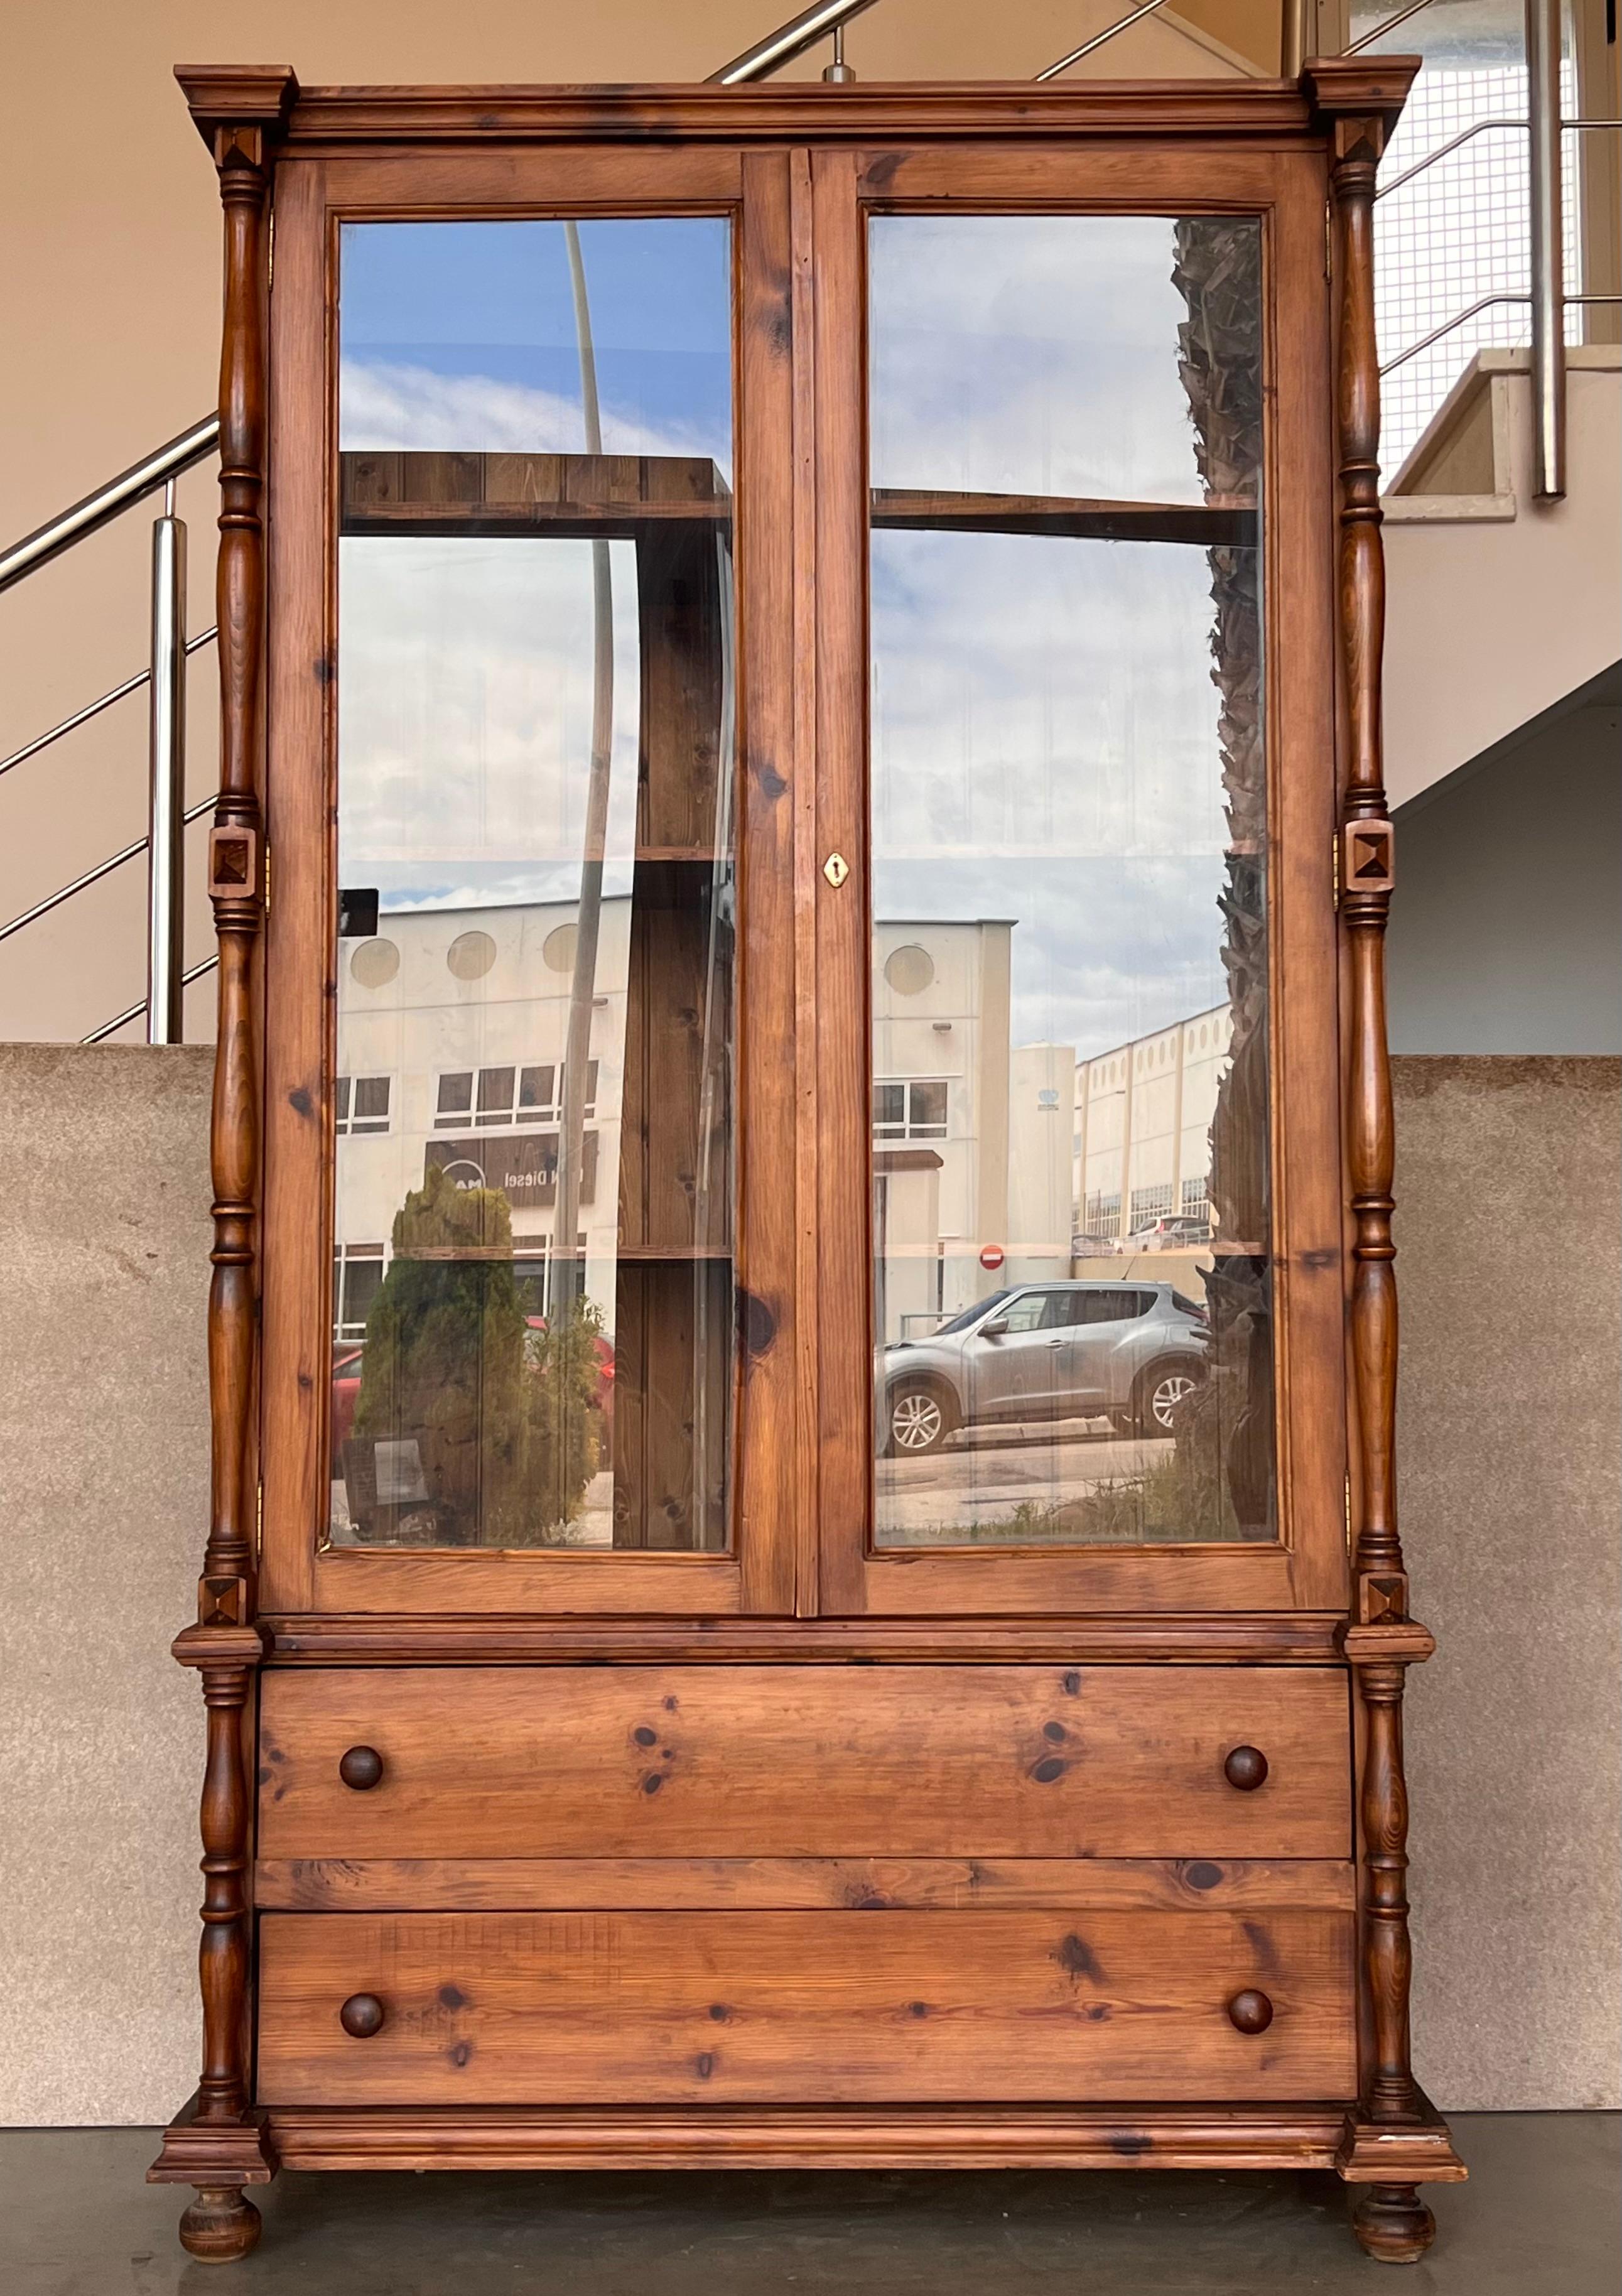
xmin=550 ymin=220 xmax=614 ymax=1320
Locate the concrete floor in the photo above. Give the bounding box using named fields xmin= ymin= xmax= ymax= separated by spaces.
xmin=1 ymin=2115 xmax=1615 ymax=2294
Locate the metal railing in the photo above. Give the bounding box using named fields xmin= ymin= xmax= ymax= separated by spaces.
xmin=7 ymin=0 xmax=1617 ymax=1042
xmin=1354 ymin=0 xmax=1621 ymax=500
xmin=1 ymin=416 xmax=221 ymax=1042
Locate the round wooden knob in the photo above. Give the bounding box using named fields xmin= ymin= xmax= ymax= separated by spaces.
xmin=1223 ymin=1745 xmax=1268 ymax=1792
xmin=1227 ymin=1988 xmax=1274 ymax=2034
xmin=338 ymin=1745 xmax=384 ymax=1791
xmin=339 ymin=1993 xmax=386 ymax=2039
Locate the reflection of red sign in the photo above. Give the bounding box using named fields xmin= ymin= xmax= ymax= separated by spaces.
xmin=979 ymin=1244 xmax=1005 ymax=1271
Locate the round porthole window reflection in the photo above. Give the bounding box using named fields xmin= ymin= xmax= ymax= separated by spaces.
xmin=446 ymin=930 xmax=497 ymax=982
xmin=349 ymin=938 xmax=399 ymax=989
xmin=884 ymin=943 xmax=935 ymax=995
xmin=542 ymin=924 xmax=578 ymax=975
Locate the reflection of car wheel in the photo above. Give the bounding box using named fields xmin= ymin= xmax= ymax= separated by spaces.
xmin=1134 ymin=1361 xmax=1203 ymax=1436
xmin=886 ymin=1382 xmax=956 ymax=1457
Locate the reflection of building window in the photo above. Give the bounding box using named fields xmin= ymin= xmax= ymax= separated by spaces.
xmin=873 ymin=1078 xmax=948 ymax=1141
xmin=332 ymin=1243 xmax=385 ymax=1340
xmin=1181 ymin=1175 xmax=1210 ymax=1219
xmin=436 ymin=1062 xmax=597 ymax=1130
xmin=335 ymin=1075 xmax=391 ymax=1135
xmin=1130 ymin=1183 xmax=1175 ymax=1226
xmin=1084 ymin=1191 xmax=1122 ymax=1235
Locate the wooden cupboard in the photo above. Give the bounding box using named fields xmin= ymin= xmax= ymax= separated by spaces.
xmin=151 ymin=58 xmax=1465 ymax=2265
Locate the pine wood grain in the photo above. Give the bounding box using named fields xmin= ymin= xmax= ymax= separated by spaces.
xmin=257 ymin=1665 xmax=1351 ymax=1859
xmin=255 ymin=1855 xmax=1357 ymax=1914
xmin=256 ymin=1907 xmax=1356 ymax=2104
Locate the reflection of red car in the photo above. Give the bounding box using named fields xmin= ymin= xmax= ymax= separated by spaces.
xmin=329 ymin=1328 xmax=614 ymax=1478
xmin=330 ymin=1345 xmax=365 ymax=1474
xmin=527 ymin=1316 xmax=616 ymax=1424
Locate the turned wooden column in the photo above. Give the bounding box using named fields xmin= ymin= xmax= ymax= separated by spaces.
xmin=1305 ymin=53 xmax=1466 ymax=2264
xmin=147 ymin=64 xmax=298 ymax=2265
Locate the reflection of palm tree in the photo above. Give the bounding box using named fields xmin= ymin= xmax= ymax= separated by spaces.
xmin=550 ymin=221 xmax=615 ymax=1323
xmin=1171 ymin=219 xmax=1272 ymax=1533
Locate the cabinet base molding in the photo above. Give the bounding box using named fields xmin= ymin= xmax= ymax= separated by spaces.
xmin=150 ymin=2092 xmax=1466 ymax=2182
xmin=146 ymin=2094 xmax=279 ymax=2187
xmin=1336 ymin=2094 xmax=1468 ymax=2185
xmin=264 ymin=2100 xmax=1356 ymax=2174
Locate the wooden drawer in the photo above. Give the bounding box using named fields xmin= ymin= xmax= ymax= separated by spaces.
xmin=256 ymin=1907 xmax=1358 ymax=2104
xmin=258 ymin=1665 xmax=1351 ymax=1860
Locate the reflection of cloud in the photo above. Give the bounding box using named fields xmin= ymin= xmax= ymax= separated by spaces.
xmin=870 ymin=215 xmax=1258 ymax=506
xmin=338 ymin=536 xmax=649 ymax=909
xmin=340 ymin=360 xmax=730 ymax=470
xmin=871 ymin=526 xmax=1252 ymax=1066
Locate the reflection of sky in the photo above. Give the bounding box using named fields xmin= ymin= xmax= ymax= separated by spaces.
xmin=339 ymin=219 xmax=732 ymax=475
xmin=337 ymin=219 xmax=733 ymax=912
xmin=872 ymin=533 xmax=1250 ymax=1061
xmin=868 ymin=215 xmax=1262 ymax=1064
xmin=338 ymin=538 xmax=645 ymax=911
xmin=870 ymin=214 xmax=1259 ymax=506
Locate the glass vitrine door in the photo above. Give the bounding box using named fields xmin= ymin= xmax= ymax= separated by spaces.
xmin=258 ymin=148 xmax=799 ymax=1615
xmin=811 ymin=145 xmax=1349 ymax=1615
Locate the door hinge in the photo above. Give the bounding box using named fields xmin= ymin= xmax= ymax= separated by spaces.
xmin=1325 ymin=198 xmax=1334 ymax=281
xmin=255 ymin=1480 xmax=264 ymax=1559
xmin=262 ymin=842 xmax=273 ymax=916
xmin=1331 ymin=825 xmax=1341 ymax=909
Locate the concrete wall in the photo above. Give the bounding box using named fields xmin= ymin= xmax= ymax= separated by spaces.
xmin=0 ymin=1044 xmax=1615 ymax=2121
xmin=1397 ymin=1057 xmax=1621 ymax=2109
xmin=0 ymin=1047 xmax=211 ymax=2124
xmin=1388 ymin=673 xmax=1622 ymax=1056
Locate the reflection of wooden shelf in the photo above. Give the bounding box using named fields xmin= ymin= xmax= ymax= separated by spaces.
xmin=342 ymin=451 xmax=732 ymax=539
xmin=615 ymin=1244 xmax=733 ymax=1263
xmin=870 ymin=487 xmax=1257 ymax=547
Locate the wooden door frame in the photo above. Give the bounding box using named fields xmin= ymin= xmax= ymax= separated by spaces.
xmin=807 ymin=144 xmax=1348 ymax=1615
xmin=256 ymin=145 xmax=801 ymax=1615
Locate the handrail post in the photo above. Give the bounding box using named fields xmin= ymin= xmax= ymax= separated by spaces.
xmin=1527 ymin=0 xmax=1565 ymax=499
xmin=147 ymin=485 xmax=187 ymax=1042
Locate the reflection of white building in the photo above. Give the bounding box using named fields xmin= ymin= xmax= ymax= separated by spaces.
xmin=332 ymin=897 xmax=629 ymax=1339
xmin=872 ymin=919 xmax=1074 ymax=1341
xmin=1073 ymin=1001 xmax=1233 ymax=1243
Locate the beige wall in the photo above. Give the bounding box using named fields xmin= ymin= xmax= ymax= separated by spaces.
xmin=0 ymin=0 xmax=1270 ymax=1047
xmin=0 ymin=1045 xmax=1614 ymax=2121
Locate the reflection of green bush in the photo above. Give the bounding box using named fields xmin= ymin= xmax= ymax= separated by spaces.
xmin=353 ymin=1165 xmax=601 ymax=1546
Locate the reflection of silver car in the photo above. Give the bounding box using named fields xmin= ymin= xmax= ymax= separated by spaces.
xmin=881 ymin=1281 xmax=1208 ymax=1456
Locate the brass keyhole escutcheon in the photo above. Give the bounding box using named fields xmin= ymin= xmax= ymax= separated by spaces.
xmin=823 ymin=852 xmax=850 ymax=888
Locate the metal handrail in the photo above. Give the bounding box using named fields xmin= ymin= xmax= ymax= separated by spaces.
xmin=1380 ymin=287 xmax=1622 ymax=374
xmin=1 ymin=625 xmax=217 ymax=782
xmin=1 ymin=416 xmax=220 ymax=1042
xmin=0 ymin=414 xmax=219 ymax=594
xmin=82 ymin=955 xmax=219 ymax=1049
xmin=1344 ymin=0 xmax=1439 ymax=58
xmin=0 ymin=791 xmax=217 ymax=951
xmin=1037 ymin=0 xmax=1172 ymax=78
xmin=1376 ymin=117 xmax=1622 ymax=200
xmin=708 ymin=0 xmax=880 ymax=83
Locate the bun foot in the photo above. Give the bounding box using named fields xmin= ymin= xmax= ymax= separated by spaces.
xmin=1351 ymin=2183 xmax=1437 ymax=2264
xmin=179 ymin=2186 xmax=262 ymax=2263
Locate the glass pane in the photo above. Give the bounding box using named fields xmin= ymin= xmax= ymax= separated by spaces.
xmin=868 ymin=214 xmax=1274 ymax=1551
xmin=331 ymin=217 xmax=736 ymax=1552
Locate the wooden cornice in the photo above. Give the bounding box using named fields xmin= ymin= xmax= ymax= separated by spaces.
xmin=205 ymin=77 xmax=1326 ymax=154
xmin=1302 ymin=55 xmax=1422 ymax=140
xmin=175 ymin=65 xmax=300 ymax=151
